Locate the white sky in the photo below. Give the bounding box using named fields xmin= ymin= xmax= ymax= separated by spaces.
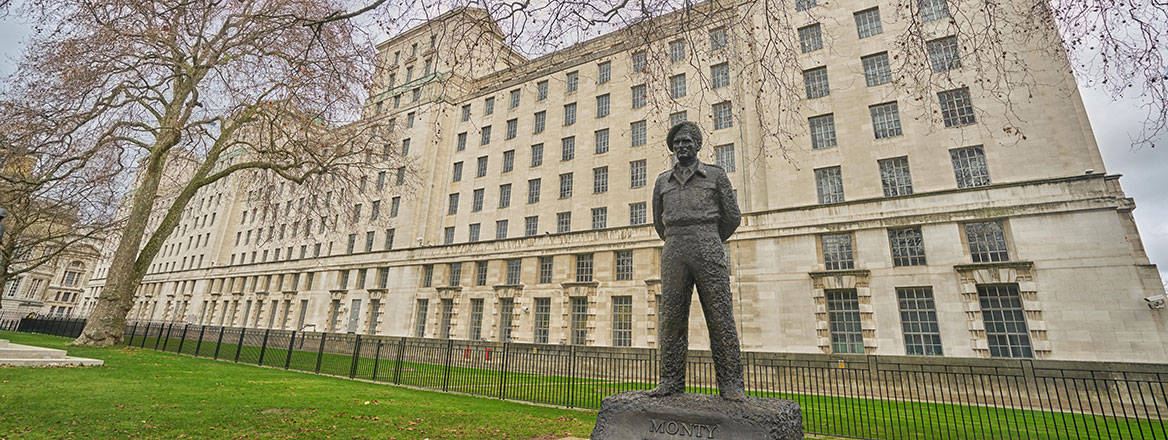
xmin=2 ymin=13 xmax=1165 ymax=283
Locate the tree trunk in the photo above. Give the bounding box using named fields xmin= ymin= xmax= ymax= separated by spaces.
xmin=73 ymin=153 xmax=168 ymax=347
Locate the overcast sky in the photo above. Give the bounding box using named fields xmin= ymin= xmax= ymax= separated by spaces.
xmin=2 ymin=15 xmax=1165 ymax=284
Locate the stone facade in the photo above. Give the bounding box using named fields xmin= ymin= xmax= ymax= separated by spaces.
xmin=82 ymin=2 xmax=1168 ymax=362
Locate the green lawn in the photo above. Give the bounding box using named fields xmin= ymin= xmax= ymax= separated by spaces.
xmin=0 ymin=332 xmax=595 ymax=440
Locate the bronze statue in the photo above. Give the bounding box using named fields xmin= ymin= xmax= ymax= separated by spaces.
xmin=649 ymin=121 xmax=745 ymax=401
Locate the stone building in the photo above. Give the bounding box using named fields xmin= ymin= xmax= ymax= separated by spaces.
xmin=83 ymin=2 xmax=1168 ymax=362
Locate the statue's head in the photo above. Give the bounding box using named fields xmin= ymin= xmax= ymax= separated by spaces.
xmin=667 ymin=121 xmax=702 ymax=165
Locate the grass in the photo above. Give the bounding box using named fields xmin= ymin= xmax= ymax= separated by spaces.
xmin=0 ymin=332 xmax=595 ymax=440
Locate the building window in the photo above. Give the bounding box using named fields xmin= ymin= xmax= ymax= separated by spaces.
xmin=390 ymin=197 xmax=400 ymax=217
xmin=889 ymin=227 xmax=927 ymax=266
xmin=798 ymin=24 xmax=823 ymax=53
xmin=950 ymin=146 xmax=990 ymax=188
xmin=669 ymin=111 xmax=687 ymax=127
xmin=480 ymin=125 xmax=492 ymax=145
xmin=472 ymin=188 xmax=485 ymax=212
xmin=630 ymin=120 xmax=647 ymax=147
xmin=822 ymin=233 xmax=854 ymax=270
xmin=803 ymin=67 xmax=829 ymax=99
xmin=809 ymin=114 xmax=837 ymax=149
xmin=414 ymin=299 xmax=428 ymax=337
xmin=468 ymin=223 xmax=481 ymax=242
xmin=593 ymin=166 xmax=608 ymax=193
xmin=669 ymin=74 xmax=687 ymax=99
xmin=979 ymin=284 xmax=1033 ymax=358
xmin=939 ymin=87 xmax=976 ymax=127
xmin=561 ymin=136 xmax=575 ymax=161
xmin=559 ymin=173 xmax=574 ymax=199
xmin=457 ymin=132 xmax=467 ymax=151
xmin=448 ymin=263 xmax=462 ymax=287
xmin=669 ymin=39 xmax=686 ymax=62
xmin=534 ymin=297 xmax=551 ymax=344
xmin=861 ymin=52 xmax=892 ymax=86
xmin=815 ymin=166 xmax=845 ymax=204
xmin=384 ymin=228 xmax=395 ymax=250
xmin=530 ymin=143 xmax=543 ymax=167
xmin=365 ymin=230 xmax=376 ymax=252
xmin=401 ymin=138 xmax=411 ymax=156
xmin=575 ymin=253 xmax=594 ymax=282
xmin=447 ymin=193 xmax=459 ymax=215
xmin=422 ymin=265 xmax=434 ymax=288
xmin=444 ymin=227 xmax=455 ymax=244
xmin=927 ymin=36 xmax=961 ymax=72
xmin=495 ymin=219 xmax=508 ymax=239
xmin=499 ymin=297 xmax=514 ymax=341
xmin=712 ymin=101 xmax=733 ymax=130
xmin=525 ymin=216 xmax=539 ymax=236
xmin=534 ymin=111 xmax=546 ymax=133
xmin=632 ymin=50 xmax=647 ymax=72
xmin=566 ymin=70 xmax=578 ymax=92
xmin=630 ymin=160 xmax=647 ymax=188
xmin=506 ymin=118 xmax=518 ymax=140
xmin=709 ymin=26 xmax=727 ymax=50
xmin=615 ymin=250 xmax=633 ymax=281
xmin=528 ymin=178 xmax=541 ymax=204
xmin=629 ymin=202 xmax=647 ymax=225
xmin=537 ymin=80 xmax=548 ymax=100
xmin=591 ymin=207 xmax=608 ymax=229
xmin=632 ymin=84 xmax=647 ymax=108
xmin=870 ymin=102 xmax=903 ymax=139
xmin=796 ymin=0 xmax=817 ymax=11
xmin=476 ymin=156 xmax=488 ymax=177
xmin=897 ymin=287 xmax=943 ymax=355
xmin=502 ymin=149 xmax=515 ymax=173
xmin=598 ymin=61 xmax=611 ymax=83
xmin=878 ymin=156 xmax=913 ymax=197
xmin=596 ymin=94 xmax=610 ymax=117
xmin=612 ymin=296 xmax=633 ymax=347
xmin=595 ymin=129 xmax=610 ymax=154
xmin=347 ymin=234 xmax=357 ymax=254
xmin=498 ymin=183 xmax=512 ymax=208
xmin=711 ymin=62 xmax=730 ymax=88
xmin=827 ymin=289 xmax=864 ymax=354
xmin=557 ymin=212 xmax=572 ymax=233
xmin=570 ymin=296 xmax=588 ymax=345
xmin=919 ymin=0 xmax=950 ymax=22
xmin=506 ymin=258 xmax=522 ymax=285
xmin=564 ymin=103 xmax=577 ymax=126
xmin=470 ymin=298 xmax=484 ymax=340
xmin=715 ymin=144 xmax=736 ymax=172
xmin=484 ymin=96 xmax=495 ymax=115
xmin=539 ymin=256 xmax=554 ymax=283
xmin=461 ymin=104 xmax=471 ymax=121
xmin=854 ymin=7 xmax=883 ymax=39
xmin=965 ymin=220 xmax=1010 ymax=262
xmin=510 ymin=89 xmax=521 ymax=108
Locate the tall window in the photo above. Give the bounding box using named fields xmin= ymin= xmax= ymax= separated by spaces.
xmin=889 ymin=227 xmax=927 ymax=266
xmin=480 ymin=126 xmax=491 ymax=145
xmin=484 ymin=96 xmax=495 ymax=115
xmin=595 ymin=129 xmax=610 ymax=154
xmin=918 ymin=0 xmax=950 ymax=22
xmin=629 ymin=202 xmax=647 ymax=225
xmin=709 ymin=26 xmax=727 ymax=50
xmin=878 ymin=156 xmax=913 ymax=196
xmin=539 ymin=256 xmax=554 ymax=283
xmin=557 ymin=212 xmax=572 ymax=233
xmin=630 ymin=160 xmax=647 ymax=188
xmin=715 ymin=144 xmax=735 ymax=172
xmin=809 ymin=114 xmax=837 ymax=149
xmin=447 ymin=193 xmax=459 ymax=215
xmin=593 ymin=167 xmax=608 ymax=193
xmin=965 ymin=221 xmax=1009 ymax=262
xmin=669 ymin=39 xmax=686 ymax=62
xmin=870 ymin=102 xmax=902 ymax=139
xmin=632 ymin=51 xmax=647 ymax=72
xmin=468 ymin=223 xmax=481 ymax=242
xmin=534 ymin=111 xmax=546 ymax=133
xmin=506 ymin=258 xmax=522 ymax=285
xmin=570 ymin=296 xmax=588 ymax=345
xmin=815 ymin=166 xmax=845 ymax=204
xmin=528 ymin=178 xmax=541 ymax=203
xmin=525 ymin=216 xmax=539 ymax=236
xmin=457 ymin=132 xmax=467 ymax=151
xmin=530 ymin=143 xmax=544 ymax=167
xmin=476 ymin=261 xmax=489 ymax=286
xmin=712 ymin=101 xmax=733 ymax=129
xmin=632 ymin=84 xmax=647 ymax=108
xmin=822 ymin=233 xmax=854 ymax=270
xmin=561 ymin=136 xmax=575 ymax=161
xmin=591 ymin=207 xmax=608 ymax=229
xmin=506 ymin=118 xmax=518 ymax=139
xmin=452 ymin=162 xmax=463 ymax=182
xmin=439 ymin=299 xmax=454 ymax=339
xmin=938 ymin=87 xmax=975 ymax=127
xmin=897 ymin=287 xmax=943 ymax=355
xmin=390 ymin=197 xmax=400 ymax=217
xmin=596 ymin=94 xmax=610 ymax=117
xmin=861 ymin=52 xmax=892 ymax=86
xmin=499 ymin=297 xmax=514 ymax=342
xmin=422 ymin=264 xmax=433 ymax=287
xmin=537 ymin=80 xmax=548 ymax=100
xmin=444 ymin=227 xmax=455 ymax=244
xmin=711 ymin=63 xmax=730 ymax=88
xmin=669 ymin=74 xmax=687 ymax=98
xmin=796 ymin=0 xmax=817 ymax=11
xmin=612 ymin=296 xmax=633 ymax=347
xmin=510 ymin=89 xmax=521 ymax=108
xmin=414 ymin=299 xmax=428 ymax=337
xmin=384 ymin=228 xmax=395 ymax=250
xmin=979 ymin=284 xmax=1032 ymax=358
xmin=598 ymin=61 xmax=611 ymax=83
xmin=950 ymin=146 xmax=990 ymax=188
xmin=461 ymin=104 xmax=471 ymax=121
xmin=498 ymin=184 xmax=512 ymax=208
xmin=615 ymin=250 xmax=634 ymax=281
xmin=927 ymin=36 xmax=961 ymax=71
xmin=854 ymin=8 xmax=883 ymax=39
xmin=827 ymin=289 xmax=863 ymax=353
xmin=534 ymin=298 xmax=551 ymax=344
xmin=495 ymin=219 xmax=508 ymax=239
xmin=803 ymin=67 xmax=830 ymax=99
xmin=470 ymin=298 xmax=484 ymax=340
xmin=631 ymin=120 xmax=647 ymax=146
xmin=575 ymin=253 xmax=594 ymax=282
xmin=502 ymin=149 xmax=515 ymax=173
xmin=559 ymin=173 xmax=574 ymax=199
xmin=472 ymin=188 xmax=485 ymax=212
xmin=798 ymin=24 xmax=823 ymax=53
xmin=564 ymin=103 xmax=577 ymax=126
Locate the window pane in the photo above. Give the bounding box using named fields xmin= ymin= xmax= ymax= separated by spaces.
xmin=809 ymin=114 xmax=837 ymax=149
xmin=815 ymin=166 xmax=845 ymax=204
xmin=854 ymin=8 xmax=883 ymax=39
xmin=888 ymin=227 xmax=927 ymax=266
xmin=939 ymin=87 xmax=976 ymax=127
xmin=897 ymin=287 xmax=943 ymax=355
xmin=803 ymin=67 xmax=830 ymax=99
xmin=927 ymin=36 xmax=962 ymax=72
xmin=798 ymin=24 xmax=823 ymax=53
xmin=861 ymin=52 xmax=892 ymax=86
xmin=979 ymin=284 xmax=1033 ymax=358
xmin=950 ymin=146 xmax=990 ymax=188
xmin=821 ymin=233 xmax=854 ymax=270
xmin=878 ymin=156 xmax=914 ymax=196
xmin=965 ymin=220 xmax=1009 ymax=262
xmin=869 ymin=101 xmax=902 ymax=139
xmin=826 ymin=289 xmax=863 ymax=353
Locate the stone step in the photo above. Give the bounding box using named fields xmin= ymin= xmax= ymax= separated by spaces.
xmin=0 ymin=339 xmax=8 ymax=348
xmin=0 ymin=357 xmax=103 ymax=367
xmin=0 ymin=346 xmax=68 ymax=360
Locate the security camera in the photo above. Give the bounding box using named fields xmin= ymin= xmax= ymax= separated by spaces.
xmin=522 ymin=306 xmax=529 ymax=312
xmin=1145 ymin=295 xmax=1166 ymax=310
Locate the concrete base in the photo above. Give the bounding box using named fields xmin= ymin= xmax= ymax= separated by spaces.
xmin=591 ymin=391 xmax=803 ymax=439
xmin=0 ymin=339 xmax=103 ymax=367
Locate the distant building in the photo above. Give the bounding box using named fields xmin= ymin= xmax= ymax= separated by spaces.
xmin=85 ymin=3 xmax=1168 ymax=362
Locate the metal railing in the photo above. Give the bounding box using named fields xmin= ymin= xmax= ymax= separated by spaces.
xmin=13 ymin=317 xmax=1168 ymax=439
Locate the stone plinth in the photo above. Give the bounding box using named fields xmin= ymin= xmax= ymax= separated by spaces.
xmin=591 ymin=391 xmax=802 ymax=440
xmin=0 ymin=339 xmax=103 ymax=367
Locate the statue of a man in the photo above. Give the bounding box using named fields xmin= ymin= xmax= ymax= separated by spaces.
xmin=649 ymin=121 xmax=745 ymax=401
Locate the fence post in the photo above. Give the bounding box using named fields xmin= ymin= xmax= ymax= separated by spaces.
xmin=284 ymin=331 xmax=296 ymax=370
xmin=154 ymin=323 xmax=167 ymax=350
xmin=194 ymin=325 xmax=206 ymax=356
xmin=129 ymin=322 xmax=139 ymax=346
xmin=233 ymin=328 xmax=245 ymax=362
xmin=392 ymin=337 xmax=405 ymax=385
xmin=314 ymin=333 xmax=326 ymax=374
xmin=258 ymin=329 xmax=271 ymax=365
xmin=177 ymin=324 xmax=190 ymax=353
xmin=567 ymin=346 xmax=576 ymax=408
xmin=498 ymin=342 xmax=510 ymax=399
xmin=371 ymin=340 xmax=383 ymax=380
xmin=140 ymin=323 xmax=150 ymax=348
xmin=349 ymin=335 xmax=362 ymax=378
xmin=213 ymin=326 xmax=225 ymax=359
xmin=442 ymin=339 xmax=454 ymax=392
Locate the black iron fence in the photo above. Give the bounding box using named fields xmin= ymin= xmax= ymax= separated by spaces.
xmin=12 ymin=317 xmax=1168 ymax=439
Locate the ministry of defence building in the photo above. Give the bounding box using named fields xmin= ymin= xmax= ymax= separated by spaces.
xmin=80 ymin=1 xmax=1168 ymax=363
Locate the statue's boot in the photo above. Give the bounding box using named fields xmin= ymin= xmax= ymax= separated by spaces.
xmin=646 ymin=382 xmax=684 ymax=398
